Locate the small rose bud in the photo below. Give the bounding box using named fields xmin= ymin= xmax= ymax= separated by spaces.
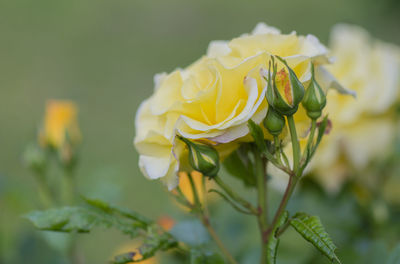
xmin=302 ymin=64 xmax=327 ymax=119
xmin=263 ymin=107 xmax=285 ymax=136
xmin=178 ymin=136 xmax=220 ymax=178
xmin=264 ymin=56 xmax=305 ymax=116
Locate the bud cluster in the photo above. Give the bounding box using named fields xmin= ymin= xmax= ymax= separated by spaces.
xmin=263 ymin=56 xmax=327 ymax=137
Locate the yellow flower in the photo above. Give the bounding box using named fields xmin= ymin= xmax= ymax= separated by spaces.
xmin=39 ymin=100 xmax=81 ymax=148
xmin=134 ymin=23 xmax=345 ymax=189
xmin=308 ymin=24 xmax=400 ymax=192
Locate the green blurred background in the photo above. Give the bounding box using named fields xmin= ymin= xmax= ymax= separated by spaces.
xmin=1 ymin=0 xmax=399 ymax=263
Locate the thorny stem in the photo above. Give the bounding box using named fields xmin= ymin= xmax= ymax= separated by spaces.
xmin=265 ymin=115 xmax=301 ymax=244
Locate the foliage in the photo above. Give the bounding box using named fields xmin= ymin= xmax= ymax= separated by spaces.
xmin=289 ymin=212 xmax=341 ymax=263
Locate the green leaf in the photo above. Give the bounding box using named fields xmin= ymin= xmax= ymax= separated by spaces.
xmin=190 ymin=249 xmax=225 ymax=264
xmin=289 ymin=212 xmax=341 ymax=263
xmin=135 ymin=227 xmax=177 ymax=261
xmin=83 ymin=197 xmax=151 ymax=226
xmin=248 ymin=119 xmax=267 ymax=153
xmin=387 ymin=244 xmax=400 ymax=264
xmin=26 ymin=206 xmax=140 ymax=237
xmin=266 ymin=211 xmax=288 ymax=264
xmin=222 ymin=146 xmax=256 ymax=187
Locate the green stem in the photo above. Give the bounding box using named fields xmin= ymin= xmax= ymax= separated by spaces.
xmin=61 ymin=170 xmax=76 ymax=206
xmin=307 ymin=119 xmax=317 ymax=149
xmin=267 ymin=174 xmax=298 ymax=237
xmin=190 ymin=174 xmax=238 ymax=264
xmin=214 ymin=176 xmax=257 ymax=214
xmin=33 ymin=172 xmax=54 ymax=208
xmin=188 ymin=173 xmax=201 ymax=208
xmin=62 ymin=168 xmax=82 ymax=264
xmin=200 ymin=215 xmax=239 ymax=264
xmin=265 ymin=115 xmax=301 ymax=243
xmin=287 ymin=115 xmax=301 ymax=173
xmin=273 ymin=136 xmax=282 ymax=165
xmin=254 ymin=147 xmax=268 ymax=264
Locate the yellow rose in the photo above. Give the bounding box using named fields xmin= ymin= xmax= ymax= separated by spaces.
xmin=308 ymin=24 xmax=400 ymax=192
xmin=134 ymin=23 xmax=345 ymax=189
xmin=39 ymin=100 xmax=81 ymax=148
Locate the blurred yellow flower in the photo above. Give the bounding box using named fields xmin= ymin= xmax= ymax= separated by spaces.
xmin=175 ymin=171 xmax=205 ymax=205
xmin=308 ymin=24 xmax=400 ymax=192
xmin=134 ymin=23 xmax=345 ymax=189
xmin=39 ymin=100 xmax=81 ymax=149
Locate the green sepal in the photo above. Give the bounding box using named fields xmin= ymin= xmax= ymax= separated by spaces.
xmin=248 ymin=119 xmax=267 ymax=153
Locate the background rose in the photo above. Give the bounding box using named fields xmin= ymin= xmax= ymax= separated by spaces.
xmin=134 ymin=23 xmax=345 ymax=189
xmin=307 ymin=24 xmax=400 ymax=192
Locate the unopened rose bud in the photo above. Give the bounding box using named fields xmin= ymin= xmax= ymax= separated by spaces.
xmin=302 ymin=64 xmax=327 ymax=119
xmin=263 ymin=107 xmax=285 ymax=136
xmin=264 ymin=56 xmax=305 ymax=116
xmin=178 ymin=136 xmax=220 ymax=178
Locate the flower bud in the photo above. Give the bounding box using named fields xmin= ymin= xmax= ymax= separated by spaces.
xmin=302 ymin=64 xmax=326 ymax=119
xmin=264 ymin=56 xmax=305 ymax=116
xmin=263 ymin=107 xmax=285 ymax=136
xmin=178 ymin=136 xmax=220 ymax=178
xmin=39 ymin=100 xmax=81 ymax=149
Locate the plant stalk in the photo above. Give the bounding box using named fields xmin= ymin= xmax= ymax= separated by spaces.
xmin=254 ymin=147 xmax=268 ymax=264
xmin=214 ymin=176 xmax=257 ymax=214
xmin=287 ymin=115 xmax=301 ymax=173
xmin=189 ymin=173 xmax=238 ymax=264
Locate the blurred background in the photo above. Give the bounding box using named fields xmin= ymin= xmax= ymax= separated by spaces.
xmin=1 ymin=0 xmax=399 ymax=263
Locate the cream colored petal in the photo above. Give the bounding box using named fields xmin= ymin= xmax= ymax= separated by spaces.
xmin=251 ymin=23 xmax=281 ymax=35
xmin=211 ymin=103 xmax=267 ymax=143
xmin=139 ymin=155 xmax=172 ymax=180
xmin=207 ymin=40 xmax=231 ymax=58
